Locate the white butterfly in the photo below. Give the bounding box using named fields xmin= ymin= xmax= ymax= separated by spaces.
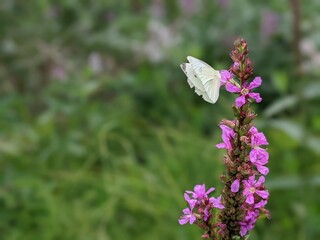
xmin=180 ymin=56 xmax=221 ymax=104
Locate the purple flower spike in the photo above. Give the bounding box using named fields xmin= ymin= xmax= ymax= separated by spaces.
xmin=243 ymin=176 xmax=269 ymax=204
xmin=179 ymin=207 xmax=196 ymax=225
xmin=179 ymin=39 xmax=270 ymax=238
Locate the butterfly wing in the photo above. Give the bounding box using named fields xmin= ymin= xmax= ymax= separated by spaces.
xmin=187 ymin=56 xmax=221 ymax=103
xmin=180 ymin=63 xmax=215 ymax=103
xmin=180 ymin=63 xmax=206 ymax=92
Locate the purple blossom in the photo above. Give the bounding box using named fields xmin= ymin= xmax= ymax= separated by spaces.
xmin=226 ymin=76 xmax=263 ymax=107
xmin=231 ymin=179 xmax=240 ymax=193
xmin=184 ymin=193 xmax=197 ymax=209
xmin=220 ymin=70 xmax=233 ymax=85
xmin=203 ymin=207 xmax=211 ymax=221
xmin=239 ymin=199 xmax=268 ymax=236
xmin=243 ymin=176 xmax=269 ymax=204
xmin=186 ymin=184 xmax=215 ymax=200
xmin=249 ymin=127 xmax=269 ymax=174
xmin=216 ymin=124 xmax=236 ymax=150
xmin=209 ymin=195 xmax=224 ymax=209
xmin=239 ymin=209 xmax=259 ymax=236
xmin=179 ymin=39 xmax=270 ymax=237
xmin=180 ymin=184 xmax=224 ymax=226
xmin=179 ymin=206 xmax=197 ymax=225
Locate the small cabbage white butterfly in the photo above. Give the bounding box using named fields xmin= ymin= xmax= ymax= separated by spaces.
xmin=180 ymin=56 xmax=221 ymax=104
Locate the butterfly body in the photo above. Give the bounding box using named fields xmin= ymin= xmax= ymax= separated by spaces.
xmin=180 ymin=56 xmax=221 ymax=104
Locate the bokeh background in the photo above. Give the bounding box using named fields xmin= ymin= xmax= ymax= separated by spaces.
xmin=1 ymin=0 xmax=320 ymax=239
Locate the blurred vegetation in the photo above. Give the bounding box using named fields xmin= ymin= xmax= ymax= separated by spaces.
xmin=0 ymin=0 xmax=320 ymax=240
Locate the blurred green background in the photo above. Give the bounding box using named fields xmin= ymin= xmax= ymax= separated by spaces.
xmin=1 ymin=0 xmax=320 ymax=239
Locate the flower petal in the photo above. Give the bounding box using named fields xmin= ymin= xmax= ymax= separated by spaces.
xmin=249 ymin=126 xmax=259 ymax=135
xmin=253 ymin=132 xmax=269 ymax=146
xmin=231 ymin=179 xmax=240 ymax=193
xmin=255 ymin=200 xmax=267 ymax=208
xmin=248 ymin=76 xmax=262 ymax=89
xmin=189 ymin=215 xmax=196 ymax=224
xmin=246 ymin=194 xmax=255 ymax=204
xmin=256 ymin=189 xmax=269 ymax=199
xmin=249 ymin=92 xmax=262 ymax=103
xmin=226 ymin=82 xmax=240 ymax=93
xmin=256 ymin=164 xmax=269 ymax=175
xmin=240 ymin=225 xmax=248 ymax=237
xmin=250 ymin=148 xmax=269 ymax=163
xmin=210 ymin=195 xmax=224 ymax=209
xmin=216 ymin=143 xmax=226 ymax=149
xmin=220 ymin=70 xmax=233 ymax=85
xmin=178 ymin=218 xmax=189 ymax=225
xmin=206 ymin=187 xmax=215 ymax=195
xmin=256 ymin=176 xmax=266 ymax=186
xmin=235 ymin=95 xmax=246 ymax=107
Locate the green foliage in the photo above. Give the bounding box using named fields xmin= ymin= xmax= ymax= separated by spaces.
xmin=0 ymin=1 xmax=320 ymax=240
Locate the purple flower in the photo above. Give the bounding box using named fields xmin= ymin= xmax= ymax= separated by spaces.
xmin=184 ymin=193 xmax=197 ymax=209
xmin=226 ymin=76 xmax=263 ymax=107
xmin=216 ymin=124 xmax=235 ymax=150
xmin=179 ymin=207 xmax=197 ymax=225
xmin=239 ymin=199 xmax=268 ymax=236
xmin=220 ymin=70 xmax=233 ymax=85
xmin=186 ymin=184 xmax=215 ymax=200
xmin=243 ymin=176 xmax=269 ymax=204
xmin=250 ymin=128 xmax=268 ymax=146
xmin=203 ymin=207 xmax=211 ymax=221
xmin=239 ymin=209 xmax=259 ymax=236
xmin=231 ymin=179 xmax=240 ymax=193
xmin=249 ymin=127 xmax=269 ymax=168
xmin=209 ymin=195 xmax=224 ymax=209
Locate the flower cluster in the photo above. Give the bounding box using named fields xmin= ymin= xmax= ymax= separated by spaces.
xmin=179 ymin=184 xmax=224 ymax=238
xmin=179 ymin=38 xmax=270 ymax=240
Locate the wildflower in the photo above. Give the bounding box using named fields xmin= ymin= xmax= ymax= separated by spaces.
xmin=186 ymin=184 xmax=215 ymax=200
xmin=239 ymin=209 xmax=259 ymax=236
xmin=209 ymin=195 xmax=224 ymax=209
xmin=243 ymin=176 xmax=269 ymax=204
xmin=179 ymin=38 xmax=270 ymax=239
xmin=184 ymin=193 xmax=197 ymax=209
xmin=179 ymin=206 xmax=197 ymax=225
xmin=216 ymin=124 xmax=236 ymax=150
xmin=249 ymin=127 xmax=269 ymax=164
xmin=239 ymin=199 xmax=268 ymax=236
xmin=225 ymin=76 xmax=263 ymax=107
